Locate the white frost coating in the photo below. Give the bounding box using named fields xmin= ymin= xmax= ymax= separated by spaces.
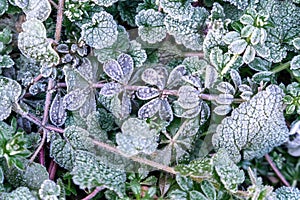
xmin=212 ymin=85 xmax=289 ymax=163
xmin=22 ymin=0 xmax=52 ymax=21
xmin=81 ymin=11 xmax=118 ymax=49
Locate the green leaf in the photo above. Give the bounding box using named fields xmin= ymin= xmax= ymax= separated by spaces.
xmin=293 ymin=38 xmax=300 ymax=50
xmin=168 ymin=189 xmax=188 ymax=199
xmin=213 ymin=149 xmax=245 ymax=193
xmin=18 ymin=19 xmax=59 ymax=66
xmin=248 ymin=57 xmax=271 ymax=72
xmin=243 ymin=45 xmax=256 ymax=64
xmin=0 ymin=77 xmax=22 ymax=121
xmin=229 ymin=39 xmax=247 ymax=54
xmin=160 ymin=0 xmax=194 ymax=21
xmin=116 ymin=118 xmax=158 ymax=156
xmin=127 ymin=40 xmax=147 ymax=68
xmin=63 ymin=88 xmax=89 ymax=111
xmin=201 ymin=181 xmax=216 ymax=200
xmin=189 ymin=190 xmax=208 ymax=200
xmin=71 ymin=150 xmax=126 ymax=198
xmin=117 ymin=0 xmax=139 ymax=27
xmin=80 ymin=11 xmax=118 ymax=49
xmin=212 ymin=85 xmax=289 ymax=163
xmin=0 ymin=55 xmax=14 ymax=68
xmin=49 ymin=92 xmax=67 ymax=126
xmin=291 ymin=55 xmax=300 ymax=70
xmin=0 ymin=28 xmax=12 ymax=44
xmin=135 ymin=9 xmax=167 ymax=44
xmin=176 ymin=175 xmax=193 ymax=192
xmin=252 ymin=71 xmax=273 ymax=83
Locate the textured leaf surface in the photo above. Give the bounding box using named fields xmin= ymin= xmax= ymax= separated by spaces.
xmin=71 ymin=150 xmax=126 ymax=197
xmin=63 ymin=88 xmax=89 ymax=111
xmin=39 ymin=180 xmax=61 ymax=200
xmin=212 ymin=85 xmax=289 ymax=163
xmin=92 ymin=0 xmax=118 ymax=7
xmin=50 ymin=92 xmax=67 ymax=126
xmin=0 ymin=187 xmax=36 ymax=200
xmin=136 ymin=87 xmax=160 ymax=100
xmin=161 ymin=0 xmax=193 ymax=21
xmin=81 ymin=11 xmax=118 ymax=49
xmin=116 ymin=118 xmax=158 ymax=156
xmin=0 ymin=77 xmax=22 ymax=121
xmin=135 ymin=9 xmax=166 ymax=44
xmin=22 ymin=0 xmax=51 ymax=21
xmin=18 ymin=19 xmax=59 ymax=66
xmin=0 ymin=0 xmax=8 ymax=16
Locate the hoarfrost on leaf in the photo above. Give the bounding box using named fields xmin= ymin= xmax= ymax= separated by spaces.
xmin=212 ymin=85 xmax=289 ymax=163
xmin=0 ymin=187 xmax=36 ymax=200
xmin=20 ymin=0 xmax=52 ymax=21
xmin=80 ymin=11 xmax=118 ymax=49
xmin=18 ymin=19 xmax=59 ymax=66
xmin=50 ymin=92 xmax=67 ymax=126
xmin=0 ymin=0 xmax=8 ymax=16
xmin=160 ymin=0 xmax=194 ymax=21
xmin=39 ymin=180 xmax=61 ymax=200
xmin=92 ymin=0 xmax=118 ymax=7
xmin=0 ymin=77 xmax=22 ymax=121
xmin=116 ymin=118 xmax=158 ymax=156
xmin=135 ymin=9 xmax=167 ymax=44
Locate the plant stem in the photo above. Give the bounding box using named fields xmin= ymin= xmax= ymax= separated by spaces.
xmin=49 ymin=0 xmax=59 ymax=9
xmin=92 ymin=140 xmax=176 ymax=175
xmin=49 ymin=162 xmax=58 ymax=180
xmin=265 ymin=154 xmax=290 ymax=187
xmin=184 ymin=52 xmax=204 ymax=58
xmin=271 ymin=62 xmax=290 ymax=73
xmin=82 ymin=186 xmax=106 ymax=200
xmin=39 ymin=145 xmax=45 ymax=166
xmin=54 ymin=0 xmax=65 ymax=42
xmin=30 ymin=130 xmax=47 ymax=163
xmin=42 ymin=78 xmax=54 ymax=125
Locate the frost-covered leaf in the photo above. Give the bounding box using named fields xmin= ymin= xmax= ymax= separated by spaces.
xmin=265 ymin=1 xmax=300 ymax=63
xmin=229 ymin=39 xmax=247 ymax=54
xmin=135 ymin=9 xmax=166 ymax=44
xmin=291 ymin=55 xmax=300 ymax=70
xmin=205 ymin=65 xmax=218 ymax=89
xmin=243 ymin=45 xmax=256 ymax=64
xmin=164 ymin=7 xmax=209 ymax=50
xmin=0 ymin=0 xmax=8 ymax=16
xmin=92 ymin=0 xmax=118 ymax=7
xmin=128 ymin=40 xmax=147 ymax=68
xmin=216 ymin=82 xmax=235 ymax=95
xmin=222 ymin=0 xmax=252 ymax=10
xmin=252 ymin=71 xmax=273 ymax=83
xmin=136 ymin=87 xmax=160 ymax=100
xmin=230 ymin=69 xmax=241 ymax=88
xmin=167 ymin=65 xmax=186 ymax=88
xmin=216 ymin=94 xmax=234 ymax=105
xmin=18 ymin=19 xmax=59 ymax=66
xmin=100 ymin=82 xmax=123 ymax=96
xmin=248 ymin=57 xmax=271 ymax=72
xmin=116 ymin=118 xmax=158 ymax=156
xmin=212 ymin=85 xmax=289 ymax=163
xmin=0 ymin=187 xmax=36 ymax=200
xmin=86 ymin=111 xmax=108 ymax=141
xmin=213 ymin=105 xmax=232 ymax=116
xmin=213 ymin=148 xmax=245 ymax=193
xmin=160 ymin=0 xmax=194 ymax=21
xmin=138 ymin=98 xmax=160 ymax=119
xmin=177 ymin=86 xmax=199 ymax=109
xmin=0 ymin=55 xmax=14 ymax=68
xmin=39 ymin=180 xmax=61 ymax=200
xmin=94 ymin=26 xmax=130 ymax=63
xmin=159 ymin=98 xmax=173 ymax=122
xmin=63 ymin=88 xmax=89 ymax=111
xmin=0 ymin=77 xmax=22 ymax=121
xmin=81 ymin=11 xmax=118 ymax=49
xmin=201 ymin=181 xmax=216 ymax=200
xmin=141 ymin=66 xmax=168 ymax=89
xmin=50 ymin=92 xmax=67 ymax=126
xmin=275 ymin=186 xmax=300 ymax=200
xmin=293 ymin=38 xmax=300 ymax=50
xmin=71 ymin=150 xmax=126 ymax=198
xmin=21 ymin=0 xmax=51 ymax=21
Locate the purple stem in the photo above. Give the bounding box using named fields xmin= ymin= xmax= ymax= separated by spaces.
xmin=49 ymin=162 xmax=58 ymax=180
xmin=265 ymin=154 xmax=290 ymax=187
xmin=81 ymin=186 xmax=106 ymax=200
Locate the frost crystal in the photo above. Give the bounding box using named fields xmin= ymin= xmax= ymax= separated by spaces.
xmin=80 ymin=11 xmax=118 ymax=49
xmin=212 ymin=85 xmax=289 ymax=163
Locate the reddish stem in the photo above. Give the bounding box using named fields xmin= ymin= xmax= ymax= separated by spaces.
xmin=265 ymin=154 xmax=290 ymax=187
xmin=48 ymin=159 xmax=54 ymax=174
xmin=39 ymin=146 xmax=45 ymax=166
xmin=54 ymin=0 xmax=65 ymax=42
xmin=33 ymin=74 xmax=43 ymax=83
xmin=81 ymin=186 xmax=106 ymax=200
xmin=49 ymin=162 xmax=58 ymax=180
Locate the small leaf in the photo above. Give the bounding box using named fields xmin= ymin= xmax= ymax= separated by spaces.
xmin=216 ymin=94 xmax=234 ymax=105
xmin=159 ymin=98 xmax=173 ymax=122
xmin=250 ymin=27 xmax=261 ymax=45
xmin=189 ymin=190 xmax=208 ymax=200
xmin=0 ymin=0 xmax=8 ymax=16
xmin=92 ymin=0 xmax=118 ymax=7
xmin=216 ymin=82 xmax=235 ymax=95
xmin=205 ymin=65 xmax=218 ymax=89
xmin=167 ymin=65 xmax=186 ymax=88
xmin=201 ymin=181 xmax=216 ymax=200
xmin=291 ymin=55 xmax=300 ymax=70
xmin=293 ymin=38 xmax=300 ymax=50
xmin=230 ymin=69 xmax=242 ymax=88
xmin=138 ymin=98 xmax=160 ymax=119
xmin=117 ymin=53 xmax=134 ymax=84
xmin=252 ymin=71 xmax=273 ymax=83
xmin=176 ymin=175 xmax=193 ymax=192
xmin=213 ymin=105 xmax=231 ymax=116
xmin=50 ymin=92 xmax=67 ymax=126
xmin=241 ymin=25 xmax=255 ymax=38
xmin=100 ymin=82 xmax=123 ymax=96
xmin=223 ymin=31 xmax=240 ymax=44
xmin=63 ymin=88 xmax=88 ymax=111
xmin=243 ymin=45 xmax=256 ymax=64
xmin=103 ymin=60 xmax=124 ymax=82
xmin=80 ymin=11 xmax=118 ymax=49
xmin=141 ymin=67 xmax=167 ymax=89
xmin=178 ymin=86 xmax=199 ymax=109
xmin=0 ymin=55 xmax=14 ymax=68
xmin=39 ymin=180 xmax=61 ymax=200
xmin=248 ymin=57 xmax=271 ymax=72
xmin=229 ymin=39 xmax=247 ymax=54
xmin=136 ymin=87 xmax=160 ymax=100
xmin=240 ymin=14 xmax=254 ymax=25
xmin=22 ymin=0 xmax=52 ymax=21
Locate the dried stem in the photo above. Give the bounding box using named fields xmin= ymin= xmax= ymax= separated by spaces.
xmin=265 ymin=154 xmax=290 ymax=187
xmin=82 ymin=186 xmax=106 ymax=200
xmin=92 ymin=140 xmax=176 ymax=175
xmin=54 ymin=0 xmax=65 ymax=42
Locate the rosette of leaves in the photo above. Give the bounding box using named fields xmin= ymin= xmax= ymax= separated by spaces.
xmin=63 ymin=57 xmax=99 ymax=118
xmin=0 ymin=120 xmax=31 ymax=170
xmin=223 ymin=9 xmax=270 ymax=64
xmin=116 ymin=118 xmax=158 ymax=156
xmin=0 ymin=77 xmax=22 ymax=121
xmin=137 ymin=65 xmax=185 ymax=122
xmin=0 ymin=28 xmax=14 ymax=72
xmin=18 ymin=19 xmax=60 ymax=70
xmin=12 ymin=0 xmax=51 ymax=21
xmin=283 ymin=82 xmax=300 ymax=115
xmin=135 ymin=9 xmax=167 ymax=44
xmin=99 ymin=53 xmax=136 ymax=119
xmin=164 ymin=7 xmax=209 ymax=50
xmin=262 ymin=1 xmax=300 ymax=63
xmin=212 ymin=85 xmax=289 ymax=163
xmin=80 ymin=11 xmax=118 ymax=49
xmin=160 ymin=0 xmax=194 ymax=21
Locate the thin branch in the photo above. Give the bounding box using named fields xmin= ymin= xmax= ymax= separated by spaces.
xmin=42 ymin=78 xmax=54 ymax=125
xmin=49 ymin=162 xmax=58 ymax=180
xmin=82 ymin=186 xmax=106 ymax=200
xmin=54 ymin=0 xmax=65 ymax=42
xmin=92 ymin=140 xmax=176 ymax=175
xmin=184 ymin=52 xmax=204 ymax=58
xmin=265 ymin=154 xmax=290 ymax=187
xmin=49 ymin=0 xmax=59 ymax=9
xmin=39 ymin=145 xmax=45 ymax=166
xmin=33 ymin=74 xmax=43 ymax=83
xmin=30 ymin=130 xmax=47 ymax=163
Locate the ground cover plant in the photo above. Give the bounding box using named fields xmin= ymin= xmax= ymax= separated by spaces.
xmin=0 ymin=0 xmax=300 ymax=199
